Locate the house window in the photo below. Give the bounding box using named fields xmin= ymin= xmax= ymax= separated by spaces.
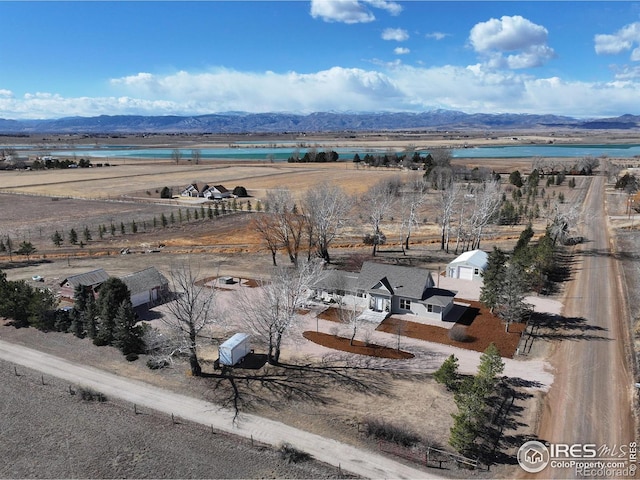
xmin=474 ymin=268 xmax=479 ymax=275
xmin=400 ymin=299 xmax=411 ymax=310
xmin=427 ymin=304 xmax=433 ymax=313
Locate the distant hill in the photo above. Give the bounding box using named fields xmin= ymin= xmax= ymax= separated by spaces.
xmin=0 ymin=111 xmax=638 ymax=134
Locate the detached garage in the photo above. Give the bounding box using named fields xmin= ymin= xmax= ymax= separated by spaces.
xmin=447 ymin=250 xmax=488 ymax=282
xmin=120 ymin=267 xmax=169 ymax=308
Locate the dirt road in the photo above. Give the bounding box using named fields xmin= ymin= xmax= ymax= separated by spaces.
xmin=0 ymin=339 xmax=442 ymax=480
xmin=537 ymin=176 xmax=636 ymax=476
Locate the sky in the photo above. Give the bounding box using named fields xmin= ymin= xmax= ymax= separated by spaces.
xmin=2 ymin=1 xmax=640 ymax=119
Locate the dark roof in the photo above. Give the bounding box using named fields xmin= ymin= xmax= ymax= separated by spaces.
xmin=313 ymin=269 xmax=360 ymax=293
xmin=424 ymin=288 xmax=457 ymax=307
xmin=60 ymin=268 xmax=110 ymax=288
xmin=357 ymin=262 xmax=435 ymax=300
xmin=213 ymin=184 xmax=229 ymax=193
xmin=120 ymin=267 xmax=168 ymax=296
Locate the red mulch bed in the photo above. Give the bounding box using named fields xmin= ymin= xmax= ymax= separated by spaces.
xmin=303 ymin=331 xmax=414 ymax=359
xmin=376 ymin=300 xmax=525 ymax=358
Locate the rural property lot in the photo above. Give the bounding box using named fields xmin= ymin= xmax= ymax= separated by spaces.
xmin=1 ymin=132 xmax=638 ymax=478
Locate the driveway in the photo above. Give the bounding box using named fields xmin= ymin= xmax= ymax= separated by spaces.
xmin=0 ymin=339 xmax=441 ymax=480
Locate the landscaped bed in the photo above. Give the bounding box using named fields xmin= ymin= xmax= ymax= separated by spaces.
xmin=303 ymin=331 xmax=415 ymax=359
xmin=376 ymin=300 xmax=525 ymax=357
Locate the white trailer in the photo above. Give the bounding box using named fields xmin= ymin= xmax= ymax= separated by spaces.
xmin=218 ymin=333 xmax=251 ymax=366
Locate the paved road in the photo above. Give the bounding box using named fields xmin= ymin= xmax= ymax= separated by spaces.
xmin=0 ymin=339 xmax=441 ymax=480
xmin=537 ymin=176 xmax=635 ymax=476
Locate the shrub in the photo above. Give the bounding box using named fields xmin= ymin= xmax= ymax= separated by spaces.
xmin=448 ymin=326 xmax=470 ymax=343
xmin=147 ymin=358 xmax=169 ymax=370
xmin=125 ymin=353 xmax=139 ymax=362
xmin=233 ymin=186 xmax=248 ymax=197
xmin=279 ymin=443 xmax=311 ymax=463
xmin=78 ymin=387 xmax=107 ymax=402
xmin=362 ymin=418 xmax=420 ymax=447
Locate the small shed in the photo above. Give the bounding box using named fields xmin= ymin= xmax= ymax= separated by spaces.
xmin=218 ymin=333 xmax=251 ymax=366
xmin=447 ymin=250 xmax=488 ymax=281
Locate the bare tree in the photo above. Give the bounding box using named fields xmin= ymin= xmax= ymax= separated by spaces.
xmin=252 ymin=213 xmax=281 ymax=266
xmin=400 ymin=176 xmax=429 ymax=252
xmin=235 ymin=260 xmax=322 ymax=364
xmin=302 ymin=183 xmax=351 ymax=263
xmin=162 ymin=262 xmax=222 ymax=376
xmin=436 ymin=182 xmax=461 ymax=252
xmin=254 ymin=189 xmax=306 ymax=267
xmin=171 ymin=149 xmax=182 ymax=165
xmin=469 ymin=179 xmax=502 ymax=250
xmin=191 ymin=149 xmax=201 ymax=165
xmin=362 ymin=181 xmax=393 ymax=256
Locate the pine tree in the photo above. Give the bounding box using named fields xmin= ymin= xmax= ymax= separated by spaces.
xmin=110 ymin=223 xmax=116 ymax=236
xmin=475 ymin=343 xmax=504 ymax=395
xmin=161 ymin=213 xmax=168 ymax=227
xmin=131 ymin=220 xmax=138 ymax=233
xmin=194 ymin=209 xmax=199 ymax=220
xmin=51 ymin=230 xmax=63 ymax=247
xmin=434 ymin=354 xmax=459 ymax=391
xmin=479 ymin=247 xmax=507 ymax=313
xmin=68 ymin=228 xmax=78 ymax=245
xmin=256 ymin=200 xmax=262 ymax=212
xmin=113 ymin=300 xmax=142 ymax=355
xmin=207 ymin=205 xmax=213 ymax=219
xmin=170 ymin=212 xmax=175 ymax=224
xmin=178 ymin=209 xmax=183 ymax=222
xmin=213 ymin=203 xmax=220 ymax=217
xmin=95 ymin=277 xmax=131 ymax=346
xmin=120 ymin=222 xmax=126 ymax=235
xmin=83 ymin=226 xmax=92 ymax=242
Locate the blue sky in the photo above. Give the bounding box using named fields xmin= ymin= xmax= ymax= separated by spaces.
xmin=2 ymin=1 xmax=640 ymax=119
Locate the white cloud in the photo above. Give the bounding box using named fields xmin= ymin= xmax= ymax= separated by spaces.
xmin=426 ymin=32 xmax=448 ymax=41
xmin=310 ymin=0 xmax=374 ymax=24
xmin=382 ymin=28 xmax=408 ymax=41
xmin=595 ymin=22 xmax=640 ymax=60
xmin=469 ymin=15 xmax=555 ymax=69
xmin=394 ymin=47 xmax=410 ymax=55
xmin=3 ymin=64 xmax=640 ymax=119
xmin=309 ymin=0 xmax=401 ymax=24
xmin=0 ymin=89 xmax=13 ymax=98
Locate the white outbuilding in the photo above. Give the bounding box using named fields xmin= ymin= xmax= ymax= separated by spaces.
xmin=447 ymin=249 xmax=488 ymax=281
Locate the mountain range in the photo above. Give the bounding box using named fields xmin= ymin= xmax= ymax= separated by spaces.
xmin=0 ymin=111 xmax=639 ymax=134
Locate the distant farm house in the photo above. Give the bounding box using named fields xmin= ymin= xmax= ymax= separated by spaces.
xmin=447 ymin=249 xmax=488 ymax=281
xmin=181 ymin=182 xmax=231 ymax=199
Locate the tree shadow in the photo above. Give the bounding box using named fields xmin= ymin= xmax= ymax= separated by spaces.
xmin=202 ymin=354 xmax=403 ymax=422
xmin=528 ymin=312 xmax=611 ymax=341
xmin=475 ymin=376 xmax=540 ymax=466
xmin=0 ymin=259 xmax=53 ymax=270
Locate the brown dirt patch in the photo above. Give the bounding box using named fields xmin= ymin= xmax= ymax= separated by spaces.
xmin=317 ymin=307 xmax=345 ymax=323
xmin=303 ymin=331 xmax=414 ymax=359
xmin=377 ymin=300 xmax=525 ymax=357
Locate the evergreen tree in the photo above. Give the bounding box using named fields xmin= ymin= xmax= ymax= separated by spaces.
xmin=131 ymin=220 xmax=138 ymax=233
xmin=434 ymin=354 xmax=459 ymax=391
xmin=5 ymin=236 xmax=12 ymax=261
xmin=83 ymin=226 xmax=92 ymax=242
xmin=161 ymin=213 xmax=168 ymax=227
xmin=0 ymin=239 xmax=5 ymax=252
xmin=113 ymin=299 xmax=143 ymax=355
xmin=17 ymin=241 xmax=36 ymax=260
xmin=95 ymin=277 xmax=131 ymax=346
xmin=170 ymin=212 xmax=175 ymax=224
xmin=221 ymin=203 xmax=227 ymax=215
xmin=247 ymin=200 xmax=252 ymax=211
xmin=207 ymin=205 xmax=213 ymax=219
xmin=479 ymin=247 xmax=507 ymax=313
xmin=194 ymin=209 xmax=199 ymax=220
xmin=110 ymin=223 xmax=116 ymax=236
xmin=51 ymin=230 xmax=63 ymax=247
xmin=68 ymin=228 xmax=78 ymax=245
xmin=213 ymin=203 xmax=220 ymax=217
xmin=200 ymin=205 xmax=205 ymax=218
xmin=178 ymin=209 xmax=183 ymax=222
xmin=120 ymin=222 xmax=126 ymax=235
xmin=256 ymin=200 xmax=262 ymax=212
xmin=496 ymin=263 xmax=532 ymax=332
xmin=475 ymin=343 xmax=504 ymax=395
xmin=186 ymin=209 xmax=192 ymax=221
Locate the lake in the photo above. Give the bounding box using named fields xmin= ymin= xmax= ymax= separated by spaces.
xmin=36 ymin=143 xmax=640 ymax=161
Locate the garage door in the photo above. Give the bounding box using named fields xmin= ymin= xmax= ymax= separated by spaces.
xmin=458 ymin=266 xmax=474 ymax=280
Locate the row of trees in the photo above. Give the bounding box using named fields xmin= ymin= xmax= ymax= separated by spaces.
xmin=0 ymin=269 xmax=58 ymax=328
xmin=433 ymin=344 xmax=505 ymax=456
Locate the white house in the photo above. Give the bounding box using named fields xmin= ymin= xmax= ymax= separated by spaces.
xmin=447 ymin=249 xmax=488 ymax=281
xmin=202 ymin=184 xmax=231 ymax=200
xmin=180 ymin=182 xmax=209 ymax=197
xmin=314 ymin=261 xmax=458 ymax=322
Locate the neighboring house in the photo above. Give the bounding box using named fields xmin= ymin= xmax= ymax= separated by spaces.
xmin=314 ymin=261 xmax=457 ymax=322
xmin=181 ymin=182 xmax=209 ymax=197
xmin=447 ymin=249 xmax=488 ymax=281
xmin=120 ymin=267 xmax=170 ymax=308
xmin=59 ymin=268 xmax=110 ymax=299
xmin=202 ymin=184 xmax=231 ymax=200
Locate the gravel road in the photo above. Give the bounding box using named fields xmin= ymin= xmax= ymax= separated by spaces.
xmin=536 ymin=175 xmax=636 ymax=477
xmin=0 ymin=339 xmax=441 ymax=480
